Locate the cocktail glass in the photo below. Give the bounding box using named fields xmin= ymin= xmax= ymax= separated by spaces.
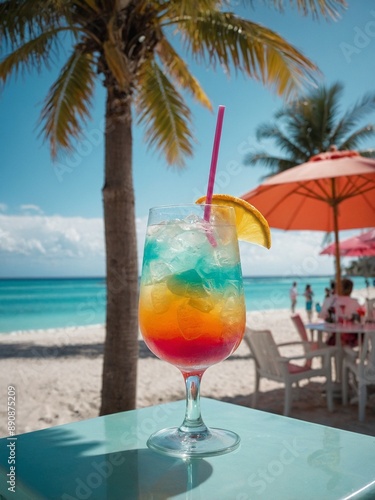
xmin=139 ymin=204 xmax=246 ymax=458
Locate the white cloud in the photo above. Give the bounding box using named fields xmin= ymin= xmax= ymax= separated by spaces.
xmin=0 ymin=215 xmax=104 ymax=258
xmin=239 ymin=229 xmax=355 ymax=277
xmin=0 ymin=213 xmax=355 ymax=278
xmin=0 ymin=214 xmax=106 ymax=276
xmin=0 ymin=213 xmax=150 ymax=277
xmin=0 ymin=203 xmax=7 ymax=213
xmin=19 ymin=204 xmax=44 ymax=215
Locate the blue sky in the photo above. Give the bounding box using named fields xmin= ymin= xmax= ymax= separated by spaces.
xmin=1 ymin=2 xmax=374 ymax=278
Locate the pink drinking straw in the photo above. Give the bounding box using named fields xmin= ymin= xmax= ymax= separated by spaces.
xmin=204 ymin=105 xmax=226 ymax=222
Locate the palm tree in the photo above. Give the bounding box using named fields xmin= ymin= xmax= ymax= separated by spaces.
xmin=244 ymin=81 xmax=375 ymax=175
xmin=345 ymin=257 xmax=375 ymax=278
xmin=0 ymin=0 xmax=346 ymax=415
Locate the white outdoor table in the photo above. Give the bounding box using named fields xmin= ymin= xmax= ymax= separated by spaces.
xmin=305 ymin=322 xmax=375 ymax=383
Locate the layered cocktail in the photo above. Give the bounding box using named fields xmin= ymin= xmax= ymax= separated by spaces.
xmin=139 ymin=203 xmax=246 ymax=457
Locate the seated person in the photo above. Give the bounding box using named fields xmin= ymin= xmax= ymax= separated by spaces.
xmin=318 ymin=278 xmax=361 ymax=346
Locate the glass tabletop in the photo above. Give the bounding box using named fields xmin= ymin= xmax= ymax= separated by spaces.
xmin=1 ymin=398 xmax=375 ymax=499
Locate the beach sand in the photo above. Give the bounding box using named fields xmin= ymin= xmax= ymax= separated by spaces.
xmin=1 ymin=288 xmax=374 ymax=438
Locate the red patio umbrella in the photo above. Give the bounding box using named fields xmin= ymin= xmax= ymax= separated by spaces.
xmin=241 ymin=149 xmax=375 ymax=294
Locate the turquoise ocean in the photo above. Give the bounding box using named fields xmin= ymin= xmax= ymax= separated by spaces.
xmin=0 ymin=276 xmax=368 ymax=334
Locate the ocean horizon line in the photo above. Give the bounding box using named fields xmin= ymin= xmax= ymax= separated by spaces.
xmin=0 ymin=274 xmax=339 ymax=281
xmin=0 ymin=275 xmax=369 ymax=333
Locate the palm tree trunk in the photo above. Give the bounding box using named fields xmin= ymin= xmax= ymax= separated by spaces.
xmin=100 ymin=87 xmax=139 ymax=415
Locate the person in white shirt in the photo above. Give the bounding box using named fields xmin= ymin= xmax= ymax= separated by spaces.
xmin=318 ymin=278 xmax=360 ymax=321
xmin=319 ymin=278 xmax=361 ymax=346
xmin=289 ymin=282 xmax=298 ymax=313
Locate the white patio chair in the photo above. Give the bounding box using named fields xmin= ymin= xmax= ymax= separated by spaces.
xmin=342 ymin=331 xmax=375 ymax=422
xmin=244 ymin=327 xmax=336 ymax=417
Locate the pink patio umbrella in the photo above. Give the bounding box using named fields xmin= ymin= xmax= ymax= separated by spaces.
xmin=320 ymin=230 xmax=375 ymax=257
xmin=241 ymin=149 xmax=375 ymax=294
xmin=359 ymin=228 xmax=375 ymax=244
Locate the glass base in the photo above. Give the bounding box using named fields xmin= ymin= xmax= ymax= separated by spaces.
xmin=147 ymin=426 xmax=240 ymax=458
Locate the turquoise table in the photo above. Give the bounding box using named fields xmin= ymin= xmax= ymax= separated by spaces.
xmin=1 ymin=398 xmax=375 ymax=499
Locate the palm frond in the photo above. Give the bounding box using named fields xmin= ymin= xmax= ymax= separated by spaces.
xmin=256 ymin=123 xmax=309 ymax=160
xmin=338 ymin=125 xmax=375 ymax=151
xmin=311 ymin=82 xmax=343 ymax=143
xmin=161 ymin=0 xmax=220 ymax=21
xmin=279 ymin=82 xmax=342 ymax=150
xmin=176 ymin=11 xmax=317 ymax=98
xmin=358 ymin=149 xmax=375 ymax=158
xmin=244 ymin=150 xmax=296 ymax=173
xmin=135 ymin=60 xmax=194 ymax=167
xmin=330 ymin=91 xmax=375 ymax=144
xmin=0 ymin=30 xmax=61 ymax=84
xmin=156 ymin=38 xmax=212 ymax=111
xmin=0 ymin=0 xmax=66 ymax=50
xmin=255 ymin=0 xmax=346 ymax=19
xmin=39 ymin=48 xmax=96 ymax=158
xmin=74 ymin=0 xmax=100 ymax=14
xmin=274 ymin=82 xmax=349 ymax=153
xmin=242 ymin=79 xmax=375 ymax=175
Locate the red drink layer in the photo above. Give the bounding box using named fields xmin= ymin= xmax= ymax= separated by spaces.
xmin=144 ymin=331 xmax=242 ymax=372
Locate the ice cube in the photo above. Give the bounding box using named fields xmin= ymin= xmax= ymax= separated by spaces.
xmin=195 ymin=256 xmax=214 ymax=277
xmin=196 ymin=256 xmax=221 ymax=280
xmin=169 ymin=255 xmax=188 ymax=275
xmin=149 ymin=261 xmax=172 ymax=283
xmin=142 ymin=239 xmax=159 ymax=262
xmin=221 ymin=286 xmax=245 ymax=330
xmin=151 ymin=283 xmax=171 ymax=314
xmin=183 ymin=214 xmax=202 ymax=225
xmin=166 ymin=269 xmax=208 ymax=299
xmin=170 ymin=228 xmax=208 ymax=254
xmin=213 ymin=222 xmax=235 ymax=246
xmin=188 ymin=296 xmax=214 ymax=313
xmin=176 ymin=303 xmax=204 ymax=339
xmin=150 ymin=221 xmax=183 ymax=249
xmin=145 ymin=222 xmax=186 ymax=265
xmin=214 ymin=244 xmax=238 ymax=267
xmin=195 ymin=257 xmax=237 ymax=296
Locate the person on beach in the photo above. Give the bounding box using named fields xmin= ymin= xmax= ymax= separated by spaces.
xmin=289 ymin=282 xmax=298 ymax=313
xmin=319 ymin=278 xmax=362 ymax=346
xmin=303 ymin=284 xmax=314 ymax=322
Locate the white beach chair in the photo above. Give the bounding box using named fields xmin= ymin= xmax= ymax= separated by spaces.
xmin=342 ymin=330 xmax=375 ymax=422
xmin=244 ymin=327 xmax=336 ymax=417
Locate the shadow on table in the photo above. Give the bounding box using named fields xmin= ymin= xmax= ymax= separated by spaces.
xmin=8 ymin=425 xmax=213 ymax=499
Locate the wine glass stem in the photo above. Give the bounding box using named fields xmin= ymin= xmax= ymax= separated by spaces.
xmin=179 ymin=372 xmax=209 ymax=435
